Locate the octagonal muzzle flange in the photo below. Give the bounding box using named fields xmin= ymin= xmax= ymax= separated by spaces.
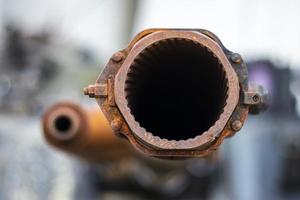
xmin=85 ymin=28 xmax=265 ymax=158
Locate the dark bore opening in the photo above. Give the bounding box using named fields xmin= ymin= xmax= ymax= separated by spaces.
xmin=125 ymin=38 xmax=228 ymax=140
xmin=54 ymin=115 xmax=72 ymax=133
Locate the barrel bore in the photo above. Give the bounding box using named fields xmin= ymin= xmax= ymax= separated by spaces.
xmin=125 ymin=38 xmax=228 ymax=140
xmin=54 ymin=115 xmax=72 ymax=133
xmin=46 ymin=107 xmax=80 ymax=141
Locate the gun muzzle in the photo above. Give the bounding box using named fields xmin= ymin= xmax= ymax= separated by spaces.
xmin=84 ymin=29 xmax=268 ymax=158
xmin=42 ymin=102 xmax=133 ymax=162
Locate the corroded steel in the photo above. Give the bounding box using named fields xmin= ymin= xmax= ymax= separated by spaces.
xmin=84 ymin=29 xmax=267 ymax=158
xmin=42 ymin=102 xmax=133 ymax=162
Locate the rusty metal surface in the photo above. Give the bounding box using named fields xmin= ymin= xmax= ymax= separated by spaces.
xmin=85 ymin=29 xmax=267 ymax=158
xmin=42 ymin=102 xmax=133 ymax=162
xmin=115 ymin=30 xmax=239 ymax=150
xmin=244 ymin=83 xmax=269 ymax=114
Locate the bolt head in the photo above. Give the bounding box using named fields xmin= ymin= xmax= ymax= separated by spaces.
xmin=231 ymin=120 xmax=243 ymax=131
xmin=83 ymin=85 xmax=95 ymax=98
xmin=110 ymin=118 xmax=123 ymax=131
xmin=83 ymin=87 xmax=88 ymax=95
xmin=111 ymin=52 xmax=124 ymax=63
xmin=231 ymin=53 xmax=242 ymax=64
xmin=252 ymin=94 xmax=260 ymax=103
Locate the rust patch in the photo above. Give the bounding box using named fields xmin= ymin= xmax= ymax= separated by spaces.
xmin=84 ymin=29 xmax=267 ymax=158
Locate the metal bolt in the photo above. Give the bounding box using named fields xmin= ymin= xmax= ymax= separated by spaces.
xmin=231 ymin=120 xmax=243 ymax=131
xmin=111 ymin=52 xmax=124 ymax=63
xmin=252 ymin=94 xmax=260 ymax=103
xmin=84 ymin=84 xmax=108 ymax=98
xmin=111 ymin=118 xmax=123 ymax=131
xmin=83 ymin=85 xmax=95 ymax=98
xmin=83 ymin=87 xmax=89 ymax=95
xmin=231 ymin=53 xmax=242 ymax=64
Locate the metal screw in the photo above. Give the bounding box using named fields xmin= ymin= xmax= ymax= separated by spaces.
xmin=231 ymin=120 xmax=243 ymax=131
xmin=111 ymin=52 xmax=124 ymax=63
xmin=83 ymin=87 xmax=89 ymax=95
xmin=83 ymin=85 xmax=95 ymax=98
xmin=84 ymin=84 xmax=108 ymax=98
xmin=252 ymin=94 xmax=260 ymax=103
xmin=231 ymin=53 xmax=242 ymax=64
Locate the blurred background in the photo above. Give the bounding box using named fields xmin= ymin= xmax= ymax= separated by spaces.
xmin=0 ymin=0 xmax=300 ymax=199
